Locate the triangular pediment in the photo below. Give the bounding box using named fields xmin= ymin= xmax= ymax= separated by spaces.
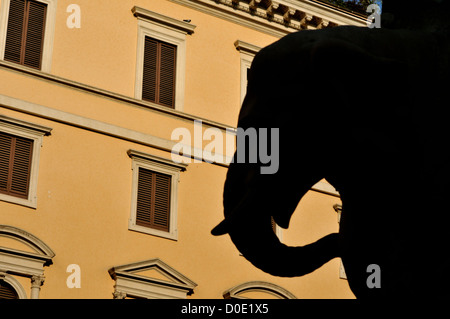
xmin=109 ymin=258 xmax=197 ymax=292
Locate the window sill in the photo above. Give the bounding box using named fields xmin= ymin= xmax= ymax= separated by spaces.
xmin=0 ymin=193 xmax=37 ymax=209
xmin=128 ymin=222 xmax=178 ymax=241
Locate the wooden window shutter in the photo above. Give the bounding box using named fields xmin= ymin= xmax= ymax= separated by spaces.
xmin=0 ymin=132 xmax=33 ymax=199
xmin=136 ymin=168 xmax=171 ymax=232
xmin=0 ymin=281 xmax=19 ymax=299
xmin=4 ymin=0 xmax=25 ymax=64
xmin=24 ymin=0 xmax=47 ymax=68
xmin=142 ymin=37 xmax=177 ymax=108
xmin=4 ymin=0 xmax=47 ymax=69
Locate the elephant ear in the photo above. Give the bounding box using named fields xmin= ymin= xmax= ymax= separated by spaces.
xmin=309 ymin=37 xmax=408 ymax=108
xmin=308 ymin=36 xmax=411 ymax=157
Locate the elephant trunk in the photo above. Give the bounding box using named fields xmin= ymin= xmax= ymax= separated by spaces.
xmin=232 ymin=225 xmax=340 ymax=278
xmin=212 ymin=184 xmax=340 ymax=277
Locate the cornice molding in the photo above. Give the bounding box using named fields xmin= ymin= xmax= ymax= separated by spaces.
xmin=0 ymin=94 xmax=233 ymax=168
xmin=234 ymin=40 xmax=261 ymax=55
xmin=169 ymin=0 xmax=366 ymax=38
xmin=127 ymin=149 xmax=188 ymax=171
xmin=0 ymin=60 xmax=232 ymax=131
xmin=0 ymin=114 xmax=52 ymax=136
xmin=132 ymin=6 xmax=197 ymax=35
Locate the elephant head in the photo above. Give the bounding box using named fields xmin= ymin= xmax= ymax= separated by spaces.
xmin=212 ymin=0 xmax=450 ymax=299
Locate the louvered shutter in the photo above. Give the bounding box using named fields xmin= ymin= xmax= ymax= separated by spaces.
xmin=0 ymin=133 xmax=13 ymax=192
xmin=142 ymin=37 xmax=176 ymax=108
xmin=4 ymin=0 xmax=47 ymax=69
xmin=23 ymin=0 xmax=47 ymax=69
xmin=10 ymin=135 xmax=33 ymax=196
xmin=158 ymin=43 xmax=176 ymax=108
xmin=153 ymin=172 xmax=171 ymax=230
xmin=136 ymin=168 xmax=153 ymax=227
xmin=136 ymin=168 xmax=171 ymax=232
xmin=0 ymin=132 xmax=33 ymax=199
xmin=0 ymin=281 xmax=19 ymax=299
xmin=142 ymin=38 xmax=158 ymax=104
xmin=4 ymin=0 xmax=26 ymax=64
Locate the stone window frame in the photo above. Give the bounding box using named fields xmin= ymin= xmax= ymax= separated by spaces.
xmin=0 ymin=115 xmax=52 ymax=208
xmin=128 ymin=150 xmax=187 ymax=241
xmin=132 ymin=6 xmax=196 ymax=112
xmin=0 ymin=0 xmax=58 ymax=73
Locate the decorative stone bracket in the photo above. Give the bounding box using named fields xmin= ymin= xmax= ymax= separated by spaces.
xmin=217 ymin=0 xmax=336 ymax=30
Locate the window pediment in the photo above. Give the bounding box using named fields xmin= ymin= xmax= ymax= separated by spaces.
xmin=0 ymin=225 xmax=54 ymax=299
xmin=0 ymin=225 xmax=55 ymax=261
xmin=132 ymin=6 xmax=196 ymax=35
xmin=0 ymin=225 xmax=54 ymax=279
xmin=109 ymin=258 xmax=197 ymax=299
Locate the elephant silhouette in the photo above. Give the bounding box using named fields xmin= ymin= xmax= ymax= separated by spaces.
xmin=212 ymin=0 xmax=450 ymax=299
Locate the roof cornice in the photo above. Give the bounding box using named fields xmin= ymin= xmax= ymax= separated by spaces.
xmin=169 ymin=0 xmax=366 ymax=38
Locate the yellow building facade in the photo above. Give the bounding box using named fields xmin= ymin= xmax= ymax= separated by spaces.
xmin=0 ymin=0 xmax=365 ymax=299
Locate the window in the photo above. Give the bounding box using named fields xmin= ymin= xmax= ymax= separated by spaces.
xmin=4 ymin=0 xmax=47 ymax=69
xmin=0 ymin=115 xmax=52 ymax=208
xmin=133 ymin=6 xmax=196 ymax=111
xmin=136 ymin=167 xmax=171 ymax=232
xmin=0 ymin=0 xmax=57 ymax=72
xmin=142 ymin=37 xmax=177 ymax=108
xmin=128 ymin=150 xmax=187 ymax=240
xmin=0 ymin=132 xmax=33 ymax=199
xmin=0 ymin=281 xmax=19 ymax=299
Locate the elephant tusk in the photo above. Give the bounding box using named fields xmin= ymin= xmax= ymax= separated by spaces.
xmin=211 ymin=219 xmax=229 ymax=236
